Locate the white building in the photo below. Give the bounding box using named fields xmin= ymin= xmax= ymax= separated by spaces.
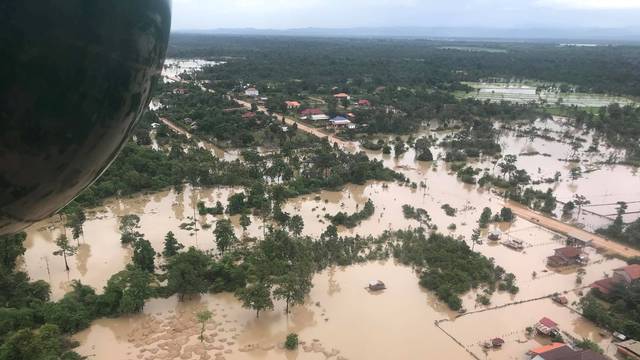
xmin=245 ymin=87 xmax=259 ymax=97
xmin=310 ymin=114 xmax=330 ymax=121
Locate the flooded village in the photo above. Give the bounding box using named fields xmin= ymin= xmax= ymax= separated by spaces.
xmin=6 ymin=38 xmax=640 ymax=360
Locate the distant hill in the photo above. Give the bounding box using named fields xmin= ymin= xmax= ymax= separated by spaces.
xmin=174 ymin=27 xmax=640 ymax=43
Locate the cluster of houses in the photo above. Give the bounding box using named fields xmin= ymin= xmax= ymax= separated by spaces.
xmin=291 ymin=92 xmax=371 ymax=130
xmin=526 ymin=260 xmax=640 ymax=359
xmin=526 ymin=318 xmax=610 ymax=360
xmin=242 ymin=86 xmax=369 ymax=130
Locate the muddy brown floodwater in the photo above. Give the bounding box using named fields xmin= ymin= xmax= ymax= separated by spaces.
xmin=19 ymin=116 xmax=639 ymax=359
xmin=74 ymin=261 xmax=464 ymax=360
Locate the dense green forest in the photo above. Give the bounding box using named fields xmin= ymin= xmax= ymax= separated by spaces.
xmin=169 ymin=35 xmax=640 ymax=97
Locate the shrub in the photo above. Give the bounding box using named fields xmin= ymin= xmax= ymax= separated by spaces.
xmin=285 ymin=333 xmax=299 ymax=350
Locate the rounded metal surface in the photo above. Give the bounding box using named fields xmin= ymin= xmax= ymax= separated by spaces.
xmin=0 ymin=1 xmax=172 ymax=234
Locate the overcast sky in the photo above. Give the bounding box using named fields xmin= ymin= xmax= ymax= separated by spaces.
xmin=172 ymin=0 xmax=640 ymax=30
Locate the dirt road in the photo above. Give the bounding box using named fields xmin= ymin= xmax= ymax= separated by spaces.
xmin=506 ymin=200 xmax=640 ymax=259
xmin=159 ymin=117 xmax=191 ymax=139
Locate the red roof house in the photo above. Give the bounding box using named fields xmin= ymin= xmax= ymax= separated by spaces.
xmin=531 ymin=346 xmax=609 ymax=360
xmin=614 ymin=264 xmax=640 ymax=283
xmin=300 ymin=108 xmax=324 ymax=117
xmin=242 ymin=111 xmax=256 ymax=119
xmin=333 ymin=93 xmax=350 ymax=100
xmin=547 ymin=246 xmax=587 ymax=267
xmin=530 ymin=343 xmax=567 ymax=355
xmin=591 ymin=264 xmax=640 ymax=296
xmin=284 ymin=101 xmax=301 ymax=109
xmin=358 ymin=99 xmax=371 ymax=106
xmin=536 ymin=317 xmax=559 ymax=335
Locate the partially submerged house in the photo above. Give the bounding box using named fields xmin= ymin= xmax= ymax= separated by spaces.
xmin=617 ymin=339 xmax=640 ymax=360
xmin=368 ymin=280 xmax=386 ymax=291
xmin=591 ymin=264 xmax=640 ymax=296
xmin=613 ymin=264 xmax=640 ymax=284
xmin=552 ymin=295 xmax=569 ymax=305
xmin=488 ymin=230 xmax=502 ymax=241
xmin=547 ymin=246 xmax=588 ymax=267
xmin=529 ymin=344 xmax=608 ymax=360
xmin=529 ymin=343 xmax=566 ymax=357
xmin=503 ymin=238 xmax=524 ymax=250
xmin=535 ymin=317 xmax=559 ymax=336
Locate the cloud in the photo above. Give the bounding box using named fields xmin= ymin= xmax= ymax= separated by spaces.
xmin=535 ymin=0 xmax=640 ymax=10
xmin=170 ymin=0 xmax=640 ymax=30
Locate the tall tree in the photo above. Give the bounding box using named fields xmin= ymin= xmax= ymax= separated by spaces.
xmin=119 ymin=214 xmax=142 ymax=245
xmin=287 ymin=215 xmax=304 ymax=236
xmin=236 ymin=281 xmax=273 ymax=318
xmin=573 ymin=194 xmax=591 ymax=216
xmin=163 ymin=231 xmax=184 ymax=257
xmin=214 ymin=219 xmax=237 ymax=255
xmin=0 ymin=232 xmax=26 ymax=270
xmin=53 ymin=234 xmax=78 ymax=272
xmin=166 ymin=247 xmax=211 ymax=300
xmin=470 ymin=228 xmax=481 ymax=252
xmin=414 ymin=137 xmax=434 ymax=161
xmin=65 ymin=208 xmax=86 ymax=244
xmin=132 ymin=239 xmax=156 ymax=273
xmin=260 ymin=230 xmax=315 ymax=314
xmin=99 ymin=266 xmax=152 ymax=315
xmin=239 ymin=214 xmax=251 ymax=234
xmin=273 ymin=270 xmax=313 ymax=314
xmin=479 ymin=207 xmax=492 ymax=228
xmin=498 ymin=155 xmax=517 ymax=180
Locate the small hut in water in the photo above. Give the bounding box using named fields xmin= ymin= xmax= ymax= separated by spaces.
xmin=483 ymin=338 xmax=505 ymax=349
xmin=368 ymin=280 xmax=386 ymax=291
xmin=488 ymin=230 xmax=502 ymax=241
xmin=504 ymin=238 xmax=524 ymax=250
xmin=492 ymin=338 xmax=505 ymax=348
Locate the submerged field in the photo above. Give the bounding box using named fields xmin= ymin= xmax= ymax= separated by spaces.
xmin=461 ymin=82 xmax=637 ymax=108
xmin=14 ymin=58 xmax=640 ymax=360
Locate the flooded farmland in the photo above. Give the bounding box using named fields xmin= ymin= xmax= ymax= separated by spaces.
xmin=18 ymin=109 xmax=640 ymax=359
xmin=463 ymin=82 xmax=637 ymax=107
xmin=73 ymin=262 xmax=465 ymax=360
